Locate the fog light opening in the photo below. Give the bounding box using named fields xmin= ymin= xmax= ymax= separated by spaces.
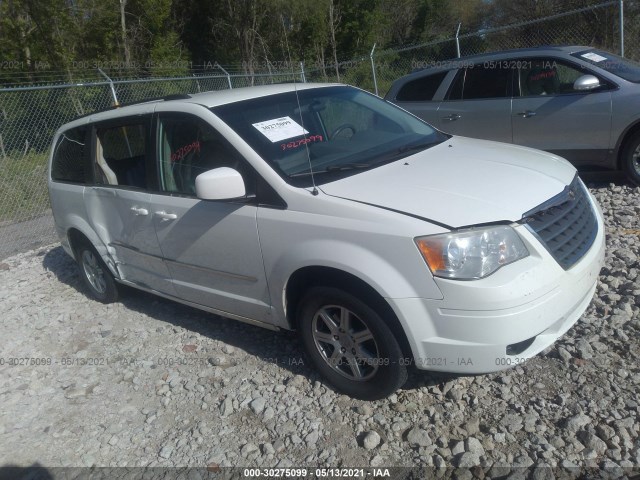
xmin=506 ymin=336 xmax=536 ymax=356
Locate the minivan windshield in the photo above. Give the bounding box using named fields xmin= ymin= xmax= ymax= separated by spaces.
xmin=572 ymin=49 xmax=640 ymax=83
xmin=212 ymin=86 xmax=448 ymax=187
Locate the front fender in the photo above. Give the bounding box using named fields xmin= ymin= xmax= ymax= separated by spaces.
xmin=267 ymin=238 xmax=443 ymax=324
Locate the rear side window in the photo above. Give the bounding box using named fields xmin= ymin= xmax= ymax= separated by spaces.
xmin=95 ymin=123 xmax=148 ymax=189
xmin=447 ymin=65 xmax=511 ymax=100
xmin=395 ymin=71 xmax=448 ymax=101
xmin=51 ymin=126 xmax=89 ymax=183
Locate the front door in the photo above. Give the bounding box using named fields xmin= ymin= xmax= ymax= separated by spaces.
xmin=512 ymin=58 xmax=613 ymax=165
xmin=150 ymin=113 xmax=271 ymax=321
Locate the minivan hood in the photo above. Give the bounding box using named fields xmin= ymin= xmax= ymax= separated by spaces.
xmin=319 ymin=136 xmax=577 ymax=228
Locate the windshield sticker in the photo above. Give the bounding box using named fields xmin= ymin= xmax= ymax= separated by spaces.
xmin=252 ymin=116 xmax=309 ymax=143
xmin=581 ymin=52 xmax=607 ymax=63
xmin=281 ymin=135 xmax=323 ymax=151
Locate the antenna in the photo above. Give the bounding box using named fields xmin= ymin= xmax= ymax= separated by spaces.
xmin=282 ymin=14 xmax=318 ymax=196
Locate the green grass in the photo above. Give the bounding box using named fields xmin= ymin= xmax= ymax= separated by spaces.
xmin=0 ymin=151 xmax=51 ymax=224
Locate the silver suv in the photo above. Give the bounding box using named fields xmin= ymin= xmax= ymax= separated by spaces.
xmin=48 ymin=84 xmax=604 ymax=399
xmin=386 ymin=46 xmax=640 ymax=184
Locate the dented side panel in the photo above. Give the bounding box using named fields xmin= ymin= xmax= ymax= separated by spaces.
xmin=83 ymin=186 xmax=176 ymax=295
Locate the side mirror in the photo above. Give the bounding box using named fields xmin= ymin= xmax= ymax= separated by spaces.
xmin=195 ymin=167 xmax=245 ymax=200
xmin=573 ymin=74 xmax=601 ymax=91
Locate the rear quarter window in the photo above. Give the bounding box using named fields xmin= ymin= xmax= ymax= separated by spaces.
xmin=395 ymin=71 xmax=448 ymax=101
xmin=51 ymin=126 xmax=89 ymax=183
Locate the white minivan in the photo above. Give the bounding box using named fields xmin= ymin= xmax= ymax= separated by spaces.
xmin=48 ymin=84 xmax=605 ymax=399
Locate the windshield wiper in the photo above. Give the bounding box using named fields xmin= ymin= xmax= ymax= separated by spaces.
xmin=396 ymin=141 xmax=440 ymax=154
xmin=290 ymin=163 xmax=371 ymax=177
xmin=324 ymin=163 xmax=370 ymax=172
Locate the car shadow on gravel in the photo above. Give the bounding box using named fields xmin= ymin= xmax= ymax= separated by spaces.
xmin=42 ymin=246 xmax=461 ymax=396
xmin=578 ymin=169 xmax=628 ymax=186
xmin=42 ymin=246 xmax=311 ymax=379
xmin=0 ymin=464 xmax=53 ymax=480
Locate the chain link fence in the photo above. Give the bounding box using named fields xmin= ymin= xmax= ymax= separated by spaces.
xmin=1 ymin=0 xmax=639 ymax=258
xmin=0 ymin=70 xmax=302 ymax=259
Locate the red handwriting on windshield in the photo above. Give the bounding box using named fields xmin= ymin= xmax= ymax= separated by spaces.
xmin=529 ymin=70 xmax=556 ymax=81
xmin=171 ymin=141 xmax=201 ymax=162
xmin=280 ymin=135 xmax=323 ymax=151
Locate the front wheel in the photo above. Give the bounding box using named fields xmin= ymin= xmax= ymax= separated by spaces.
xmin=297 ymin=287 xmax=407 ymax=400
xmin=77 ymin=242 xmax=119 ymax=303
xmin=621 ymin=131 xmax=640 ymax=186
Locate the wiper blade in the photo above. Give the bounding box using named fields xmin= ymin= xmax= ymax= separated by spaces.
xmin=324 ymin=163 xmax=370 ymax=172
xmin=397 ymin=141 xmax=439 ymax=154
xmin=290 ymin=163 xmax=371 ymax=177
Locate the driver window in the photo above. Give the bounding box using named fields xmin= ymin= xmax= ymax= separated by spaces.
xmin=519 ymin=59 xmax=592 ymax=96
xmin=157 ymin=116 xmax=247 ymax=196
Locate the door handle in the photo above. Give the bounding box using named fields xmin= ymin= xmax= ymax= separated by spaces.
xmin=516 ymin=110 xmax=537 ymax=118
xmin=442 ymin=113 xmax=461 ymax=121
xmin=155 ymin=211 xmax=177 ymax=220
xmin=130 ymin=206 xmax=149 ymax=216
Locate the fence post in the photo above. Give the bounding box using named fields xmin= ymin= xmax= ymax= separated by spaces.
xmin=0 ymin=132 xmax=6 ymax=161
xmin=619 ymin=0 xmax=625 ymax=57
xmin=300 ymin=62 xmax=306 ymax=83
xmin=97 ymin=68 xmax=119 ymax=105
xmin=370 ymin=43 xmax=379 ymax=96
xmin=215 ymin=63 xmax=233 ymax=89
xmin=192 ymin=74 xmax=201 ymax=93
xmin=455 ymin=23 xmax=462 ymax=58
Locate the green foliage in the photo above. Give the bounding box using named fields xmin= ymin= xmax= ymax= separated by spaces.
xmin=0 ymin=0 xmax=522 ymax=82
xmin=0 ymin=151 xmax=50 ymax=222
xmin=1 ymin=0 xmax=633 ymax=83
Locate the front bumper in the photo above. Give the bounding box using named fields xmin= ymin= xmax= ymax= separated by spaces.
xmin=387 ymin=197 xmax=606 ymax=374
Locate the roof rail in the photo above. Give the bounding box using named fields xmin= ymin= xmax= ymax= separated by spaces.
xmin=72 ymin=93 xmax=192 ymax=121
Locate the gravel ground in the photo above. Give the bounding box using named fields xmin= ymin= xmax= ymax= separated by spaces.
xmin=0 ymin=182 xmax=639 ymax=477
xmin=0 ymin=212 xmax=57 ymax=261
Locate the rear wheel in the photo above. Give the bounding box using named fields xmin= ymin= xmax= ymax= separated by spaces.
xmin=298 ymin=287 xmax=407 ymax=400
xmin=621 ymin=131 xmax=640 ymax=186
xmin=76 ymin=242 xmax=118 ymax=303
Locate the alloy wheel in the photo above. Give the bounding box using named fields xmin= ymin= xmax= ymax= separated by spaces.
xmin=632 ymin=142 xmax=640 ymax=176
xmin=81 ymin=249 xmax=107 ymax=294
xmin=311 ymin=305 xmax=380 ymax=381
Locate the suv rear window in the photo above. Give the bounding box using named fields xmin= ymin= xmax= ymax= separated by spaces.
xmin=51 ymin=126 xmax=89 ymax=183
xmin=395 ymin=71 xmax=447 ymax=101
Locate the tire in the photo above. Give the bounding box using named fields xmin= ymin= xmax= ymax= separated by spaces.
xmin=76 ymin=242 xmax=119 ymax=303
xmin=297 ymin=286 xmax=408 ymax=400
xmin=621 ymin=131 xmax=640 ymax=186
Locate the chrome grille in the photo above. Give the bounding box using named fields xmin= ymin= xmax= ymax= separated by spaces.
xmin=523 ymin=176 xmax=598 ymax=270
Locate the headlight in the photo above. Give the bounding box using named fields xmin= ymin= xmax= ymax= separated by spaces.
xmin=415 ymin=226 xmax=529 ymax=280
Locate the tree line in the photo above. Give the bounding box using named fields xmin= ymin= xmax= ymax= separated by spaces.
xmin=1 ymin=0 xmax=635 ymax=85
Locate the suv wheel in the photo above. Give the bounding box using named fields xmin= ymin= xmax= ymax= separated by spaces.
xmin=77 ymin=243 xmax=119 ymax=303
xmin=298 ymin=287 xmax=408 ymax=400
xmin=622 ymin=131 xmax=640 ymax=186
